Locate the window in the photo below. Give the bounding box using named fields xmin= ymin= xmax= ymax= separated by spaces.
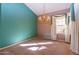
xmin=56 ymin=16 xmax=65 ymax=34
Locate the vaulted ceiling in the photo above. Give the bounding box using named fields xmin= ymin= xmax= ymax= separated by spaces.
xmin=25 ymin=3 xmax=71 ymax=16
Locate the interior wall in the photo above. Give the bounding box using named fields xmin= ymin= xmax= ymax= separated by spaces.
xmin=0 ymin=3 xmax=1 ymax=47
xmin=0 ymin=3 xmax=1 ymax=25
xmin=74 ymin=3 xmax=79 ymax=54
xmin=0 ymin=3 xmax=1 ymax=21
xmin=0 ymin=3 xmax=37 ymax=48
xmin=37 ymin=16 xmax=51 ymax=39
xmin=51 ymin=16 xmax=56 ymax=40
xmin=65 ymin=13 xmax=71 ymax=43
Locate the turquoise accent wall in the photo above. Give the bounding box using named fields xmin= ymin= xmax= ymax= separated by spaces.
xmin=0 ymin=4 xmax=1 ymax=46
xmin=0 ymin=3 xmax=1 ymax=20
xmin=0 ymin=3 xmax=1 ymax=25
xmin=70 ymin=3 xmax=75 ymax=21
xmin=0 ymin=3 xmax=37 ymax=48
xmin=0 ymin=4 xmax=1 ymax=25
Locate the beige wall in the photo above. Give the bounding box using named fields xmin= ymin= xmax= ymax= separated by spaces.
xmin=37 ymin=16 xmax=51 ymax=39
xmin=38 ymin=23 xmax=51 ymax=39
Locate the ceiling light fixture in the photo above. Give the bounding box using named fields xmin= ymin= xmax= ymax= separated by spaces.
xmin=38 ymin=4 xmax=51 ymax=25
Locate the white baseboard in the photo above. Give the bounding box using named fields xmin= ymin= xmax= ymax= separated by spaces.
xmin=0 ymin=37 xmax=33 ymax=50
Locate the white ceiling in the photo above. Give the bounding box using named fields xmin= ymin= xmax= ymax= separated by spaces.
xmin=25 ymin=3 xmax=71 ymax=16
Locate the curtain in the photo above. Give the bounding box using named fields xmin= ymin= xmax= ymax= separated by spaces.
xmin=70 ymin=3 xmax=75 ymax=21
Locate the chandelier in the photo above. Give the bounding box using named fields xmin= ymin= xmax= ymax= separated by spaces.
xmin=38 ymin=4 xmax=51 ymax=25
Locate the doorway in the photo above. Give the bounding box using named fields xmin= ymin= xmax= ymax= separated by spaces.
xmin=55 ymin=15 xmax=65 ymax=41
